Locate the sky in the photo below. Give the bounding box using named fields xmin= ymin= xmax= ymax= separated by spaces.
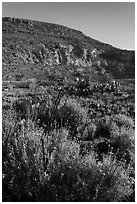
xmin=2 ymin=2 xmax=135 ymax=50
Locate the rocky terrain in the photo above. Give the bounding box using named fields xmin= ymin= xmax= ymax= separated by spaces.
xmin=2 ymin=17 xmax=135 ymax=202
xmin=2 ymin=17 xmax=135 ymax=82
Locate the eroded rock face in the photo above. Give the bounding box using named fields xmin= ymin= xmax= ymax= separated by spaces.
xmin=2 ymin=17 xmax=135 ymax=79
xmin=14 ymin=43 xmax=104 ymax=68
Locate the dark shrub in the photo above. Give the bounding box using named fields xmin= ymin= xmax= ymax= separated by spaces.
xmin=35 ymin=97 xmax=87 ymax=137
xmin=94 ymin=140 xmax=110 ymax=162
xmin=93 ymin=115 xmax=135 ymax=166
xmin=57 ymin=105 xmax=80 ymax=136
xmin=76 ymin=78 xmax=91 ymax=97
xmin=83 ymin=123 xmax=96 ymax=141
xmin=94 ymin=121 xmax=111 ymax=139
xmin=12 ymin=98 xmax=32 ymax=119
xmin=110 ymin=127 xmax=135 ymax=166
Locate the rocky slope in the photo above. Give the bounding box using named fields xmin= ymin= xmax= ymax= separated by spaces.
xmin=2 ymin=17 xmax=135 ymax=82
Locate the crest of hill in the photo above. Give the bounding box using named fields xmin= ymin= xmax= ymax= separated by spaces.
xmin=2 ymin=17 xmax=135 ymax=81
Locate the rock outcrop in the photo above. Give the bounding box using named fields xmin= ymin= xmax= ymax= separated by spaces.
xmin=2 ymin=17 xmax=135 ymax=80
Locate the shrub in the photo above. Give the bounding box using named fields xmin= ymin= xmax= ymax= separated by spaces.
xmin=2 ymin=92 xmax=135 ymax=202
xmin=94 ymin=140 xmax=110 ymax=161
xmin=2 ymin=120 xmax=134 ymax=202
xmin=110 ymin=127 xmax=135 ymax=166
xmin=77 ymin=122 xmax=96 ymax=141
xmin=93 ymin=120 xmax=111 ymax=139
xmin=49 ymin=150 xmax=134 ymax=201
xmin=2 ymin=121 xmax=47 ymax=201
xmin=76 ymin=78 xmax=91 ymax=97
xmin=79 ymin=141 xmax=94 ymax=156
xmin=112 ymin=114 xmax=134 ymax=129
xmin=53 ymin=98 xmax=88 ymax=137
xmin=90 ymin=155 xmax=135 ymax=202
xmin=92 ymin=115 xmax=135 ymax=167
xmin=12 ymin=98 xmax=32 ymax=119
xmin=2 ymin=124 xmax=79 ymax=201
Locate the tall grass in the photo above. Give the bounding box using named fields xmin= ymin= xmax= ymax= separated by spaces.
xmin=2 ymin=119 xmax=134 ymax=201
xmin=2 ymin=90 xmax=135 ymax=201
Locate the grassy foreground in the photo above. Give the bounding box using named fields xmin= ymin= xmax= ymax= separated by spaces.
xmin=2 ymin=80 xmax=135 ymax=202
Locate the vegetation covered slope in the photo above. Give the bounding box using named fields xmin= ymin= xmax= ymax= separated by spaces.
xmin=2 ymin=17 xmax=135 ymax=202
xmin=2 ymin=17 xmax=135 ymax=82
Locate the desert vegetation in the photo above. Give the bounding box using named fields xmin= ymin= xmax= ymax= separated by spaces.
xmin=2 ymin=77 xmax=135 ymax=202
xmin=2 ymin=17 xmax=135 ymax=202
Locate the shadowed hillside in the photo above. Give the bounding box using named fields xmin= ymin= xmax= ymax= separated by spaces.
xmin=2 ymin=17 xmax=135 ymax=82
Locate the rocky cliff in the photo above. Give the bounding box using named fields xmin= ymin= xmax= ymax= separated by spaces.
xmin=2 ymin=17 xmax=135 ymax=81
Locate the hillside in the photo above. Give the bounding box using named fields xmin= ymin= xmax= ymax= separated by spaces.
xmin=2 ymin=17 xmax=135 ymax=82
xmin=2 ymin=17 xmax=135 ymax=202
